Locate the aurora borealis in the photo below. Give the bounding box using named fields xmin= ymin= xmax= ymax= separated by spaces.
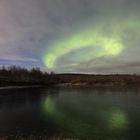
xmin=0 ymin=0 xmax=140 ymax=73
xmin=43 ymin=25 xmax=123 ymax=69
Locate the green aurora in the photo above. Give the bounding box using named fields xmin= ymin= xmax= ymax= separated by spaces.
xmin=43 ymin=18 xmax=140 ymax=72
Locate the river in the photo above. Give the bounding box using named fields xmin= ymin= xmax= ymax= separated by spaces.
xmin=0 ymin=87 xmax=140 ymax=139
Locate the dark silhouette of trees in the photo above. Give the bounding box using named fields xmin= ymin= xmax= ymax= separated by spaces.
xmin=0 ymin=66 xmax=50 ymax=86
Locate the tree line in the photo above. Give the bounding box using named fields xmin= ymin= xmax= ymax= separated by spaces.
xmin=0 ymin=66 xmax=55 ymax=86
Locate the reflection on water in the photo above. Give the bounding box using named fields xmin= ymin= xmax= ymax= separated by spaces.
xmin=108 ymin=109 xmax=128 ymax=130
xmin=0 ymin=87 xmax=140 ymax=139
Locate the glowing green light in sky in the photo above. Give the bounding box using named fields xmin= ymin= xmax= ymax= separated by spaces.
xmin=103 ymin=38 xmax=122 ymax=55
xmin=42 ymin=15 xmax=140 ymax=72
xmin=45 ymin=54 xmax=57 ymax=70
xmin=43 ymin=26 xmax=123 ymax=69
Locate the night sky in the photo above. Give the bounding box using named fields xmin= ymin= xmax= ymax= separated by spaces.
xmin=0 ymin=0 xmax=140 ymax=74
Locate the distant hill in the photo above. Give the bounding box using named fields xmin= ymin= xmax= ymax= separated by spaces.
xmin=54 ymin=74 xmax=140 ymax=86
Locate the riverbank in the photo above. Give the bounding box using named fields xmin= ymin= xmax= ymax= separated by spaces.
xmin=0 ymin=134 xmax=78 ymax=140
xmin=54 ymin=74 xmax=140 ymax=87
xmin=0 ymin=85 xmax=44 ymax=90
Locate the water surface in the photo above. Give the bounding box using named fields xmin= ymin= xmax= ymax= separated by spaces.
xmin=0 ymin=87 xmax=140 ymax=139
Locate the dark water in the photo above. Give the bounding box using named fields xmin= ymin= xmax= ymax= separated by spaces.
xmin=0 ymin=87 xmax=140 ymax=139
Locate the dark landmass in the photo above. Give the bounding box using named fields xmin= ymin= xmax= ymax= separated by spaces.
xmin=0 ymin=66 xmax=140 ymax=88
xmin=55 ymin=73 xmax=140 ymax=87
